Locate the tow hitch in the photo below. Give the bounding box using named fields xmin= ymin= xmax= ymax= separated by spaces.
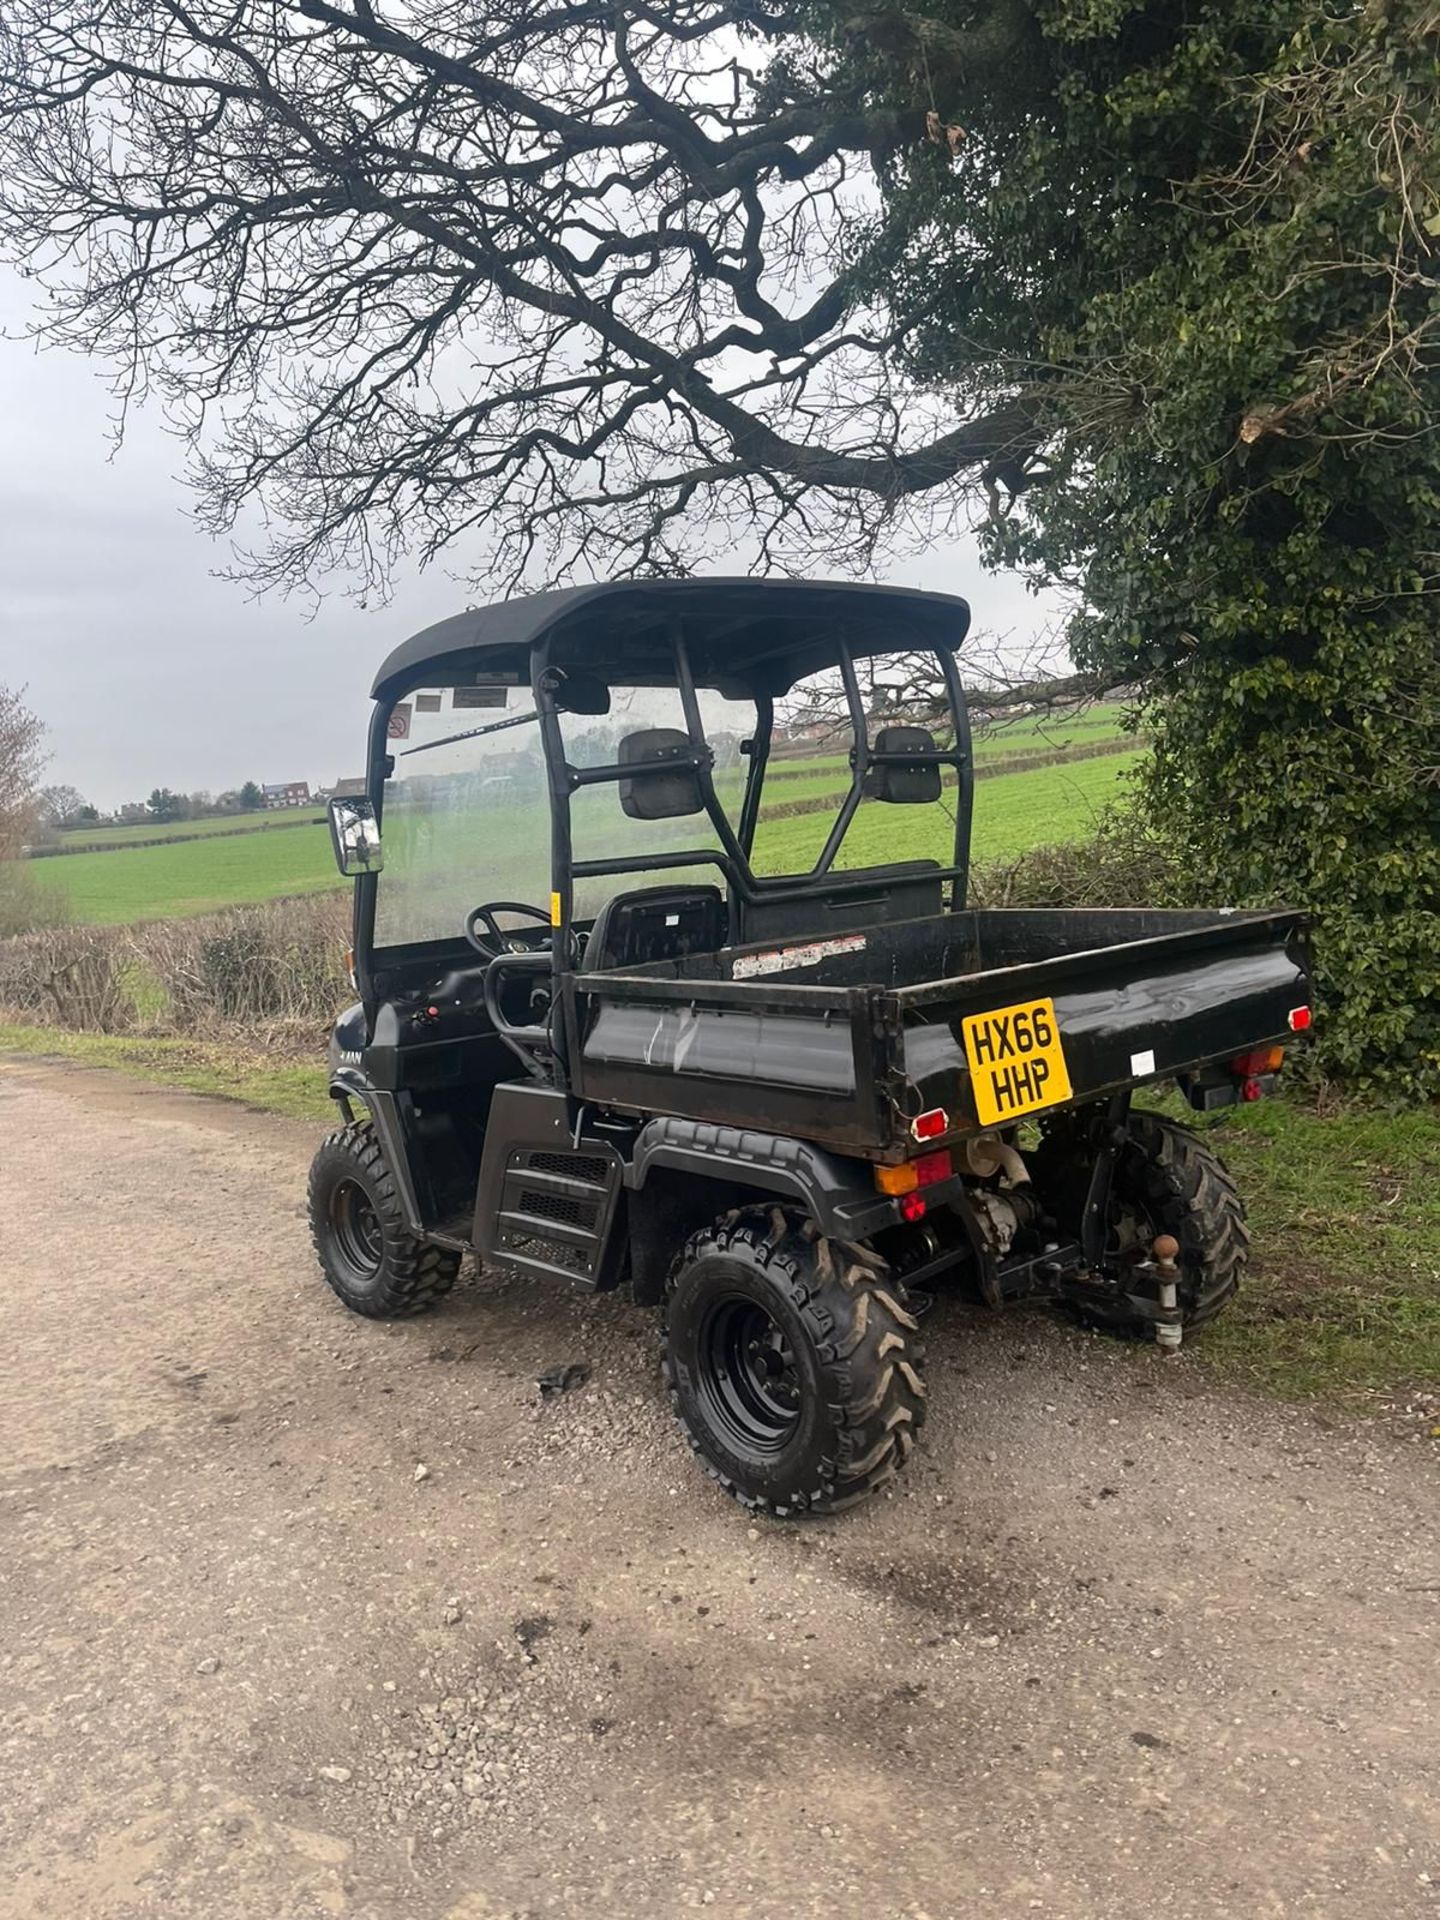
xmin=1151 ymin=1234 xmax=1183 ymax=1353
xmin=1057 ymin=1230 xmax=1187 ymax=1349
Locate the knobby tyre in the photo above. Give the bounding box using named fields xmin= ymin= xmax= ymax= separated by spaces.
xmin=662 ymin=1206 xmax=926 ymax=1517
xmin=307 ymin=1119 xmax=461 ymax=1319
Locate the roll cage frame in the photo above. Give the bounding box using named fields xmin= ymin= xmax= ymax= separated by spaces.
xmin=353 ymin=617 xmax=976 ymax=1039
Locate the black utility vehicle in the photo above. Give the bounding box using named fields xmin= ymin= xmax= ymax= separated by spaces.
xmin=310 ymin=580 xmax=1311 ymax=1515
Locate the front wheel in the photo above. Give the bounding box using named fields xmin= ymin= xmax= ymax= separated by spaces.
xmin=308 ymin=1120 xmax=461 ymax=1318
xmin=662 ymin=1208 xmax=926 ymax=1516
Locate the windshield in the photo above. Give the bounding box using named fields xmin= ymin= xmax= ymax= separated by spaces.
xmin=374 ymin=680 xmax=548 ymax=948
xmin=373 ymin=677 xmax=758 ymax=947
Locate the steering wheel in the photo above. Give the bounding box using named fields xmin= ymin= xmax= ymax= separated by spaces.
xmin=463 ymin=900 xmax=553 ymax=960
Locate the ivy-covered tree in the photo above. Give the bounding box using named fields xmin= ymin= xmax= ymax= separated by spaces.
xmin=818 ymin=0 xmax=1440 ymax=1092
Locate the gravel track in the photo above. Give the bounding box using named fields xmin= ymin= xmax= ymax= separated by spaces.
xmin=1 ymin=1057 xmax=1435 ymax=1919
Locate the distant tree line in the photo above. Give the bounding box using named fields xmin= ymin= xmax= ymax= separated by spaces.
xmin=35 ymin=778 xmax=273 ymax=835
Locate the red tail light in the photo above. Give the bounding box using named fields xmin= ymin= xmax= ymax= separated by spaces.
xmin=875 ymin=1148 xmax=953 ymax=1196
xmin=1232 ymin=1046 xmax=1285 ymax=1077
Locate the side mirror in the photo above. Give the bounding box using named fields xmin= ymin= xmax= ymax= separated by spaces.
xmin=328 ymin=795 xmax=384 ymax=875
xmin=863 ymin=726 xmax=943 ymax=804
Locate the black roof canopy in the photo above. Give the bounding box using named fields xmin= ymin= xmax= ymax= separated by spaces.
xmin=370 ymin=577 xmax=971 ymax=703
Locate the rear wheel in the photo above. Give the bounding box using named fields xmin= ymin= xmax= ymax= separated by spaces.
xmin=1034 ymin=1108 xmax=1248 ymax=1332
xmin=662 ymin=1207 xmax=926 ymax=1516
xmin=308 ymin=1120 xmax=461 ymax=1318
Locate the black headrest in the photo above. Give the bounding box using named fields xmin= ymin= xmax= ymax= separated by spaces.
xmin=618 ymin=728 xmax=705 ymax=819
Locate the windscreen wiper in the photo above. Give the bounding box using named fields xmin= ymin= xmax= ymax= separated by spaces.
xmin=401 ymin=708 xmax=540 ymax=756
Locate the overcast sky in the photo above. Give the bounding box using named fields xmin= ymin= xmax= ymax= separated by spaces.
xmin=0 ymin=268 xmax=1062 ymax=810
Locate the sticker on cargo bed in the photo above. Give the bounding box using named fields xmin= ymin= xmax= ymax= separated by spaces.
xmin=961 ymin=996 xmax=1072 ymax=1126
xmin=732 ymin=932 xmax=867 ymax=979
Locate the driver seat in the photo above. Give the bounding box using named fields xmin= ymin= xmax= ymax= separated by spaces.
xmin=580 ymin=884 xmax=725 ymax=975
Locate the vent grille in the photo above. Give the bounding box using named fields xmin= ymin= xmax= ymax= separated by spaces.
xmin=500 ymin=1231 xmax=590 ymax=1274
xmin=527 ymin=1150 xmax=609 ymax=1184
xmin=518 ymin=1188 xmax=600 ymax=1231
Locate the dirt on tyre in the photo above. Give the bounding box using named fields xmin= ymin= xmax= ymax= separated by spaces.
xmin=308 ymin=1120 xmax=461 ymax=1318
xmin=662 ymin=1207 xmax=925 ymax=1516
xmin=1035 ymin=1108 xmax=1249 ymax=1333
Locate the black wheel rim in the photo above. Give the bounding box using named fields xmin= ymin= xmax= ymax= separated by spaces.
xmin=697 ymin=1293 xmax=802 ymax=1460
xmin=330 ymin=1178 xmax=384 ymax=1277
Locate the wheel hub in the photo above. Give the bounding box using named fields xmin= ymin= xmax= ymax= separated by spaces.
xmin=330 ymin=1178 xmax=384 ymax=1276
xmin=700 ymin=1295 xmax=802 ymax=1459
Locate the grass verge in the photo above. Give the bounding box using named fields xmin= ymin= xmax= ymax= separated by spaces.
xmin=0 ymin=1022 xmax=333 ymax=1124
xmin=1187 ymin=1093 xmax=1440 ymax=1404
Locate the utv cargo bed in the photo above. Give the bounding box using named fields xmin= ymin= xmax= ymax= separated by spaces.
xmin=569 ymin=906 xmax=1309 ymax=1156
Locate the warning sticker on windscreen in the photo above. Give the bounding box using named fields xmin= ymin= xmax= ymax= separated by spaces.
xmin=732 ymin=933 xmax=868 ymax=979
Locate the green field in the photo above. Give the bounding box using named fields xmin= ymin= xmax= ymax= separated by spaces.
xmin=47 ymin=816 xmax=342 ymax=923
xmin=41 ymin=749 xmax=1142 ymax=926
xmin=970 ymin=701 xmax=1131 ymax=758
xmin=751 ymin=750 xmax=1142 ymax=874
xmin=1195 ymin=1093 xmax=1440 ymax=1400
xmin=54 ymin=806 xmax=326 ymax=849
xmin=760 ymin=704 xmax=1131 ymax=787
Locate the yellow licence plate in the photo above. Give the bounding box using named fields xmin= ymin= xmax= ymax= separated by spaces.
xmin=961 ymin=996 xmax=1073 ymax=1127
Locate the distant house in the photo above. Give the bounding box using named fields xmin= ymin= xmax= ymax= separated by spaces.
xmin=330 ymin=776 xmax=367 ymax=799
xmin=262 ymin=781 xmax=311 ymax=809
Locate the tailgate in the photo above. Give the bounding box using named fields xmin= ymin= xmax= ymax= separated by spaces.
xmin=897 ymin=910 xmax=1310 ymax=1134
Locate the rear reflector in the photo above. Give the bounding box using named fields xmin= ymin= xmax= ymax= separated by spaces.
xmin=900 ymin=1192 xmax=927 ymax=1223
xmin=1241 ymin=1077 xmax=1264 ymax=1102
xmin=910 ymin=1108 xmax=949 ymax=1142
xmin=1288 ymin=1006 xmax=1312 ymax=1032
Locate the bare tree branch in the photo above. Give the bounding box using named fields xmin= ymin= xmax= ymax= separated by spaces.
xmin=0 ymin=0 xmax=1043 ymax=594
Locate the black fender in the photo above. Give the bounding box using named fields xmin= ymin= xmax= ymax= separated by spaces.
xmin=627 ymin=1116 xmax=900 ymax=1244
xmin=328 ymin=1061 xmax=375 ymax=1112
xmin=324 ymin=1062 xmax=429 ymax=1241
